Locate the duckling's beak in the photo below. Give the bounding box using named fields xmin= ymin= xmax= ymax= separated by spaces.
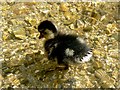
xmin=39 ymin=32 xmax=44 ymax=39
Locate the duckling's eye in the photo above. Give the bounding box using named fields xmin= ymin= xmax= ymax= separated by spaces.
xmin=44 ymin=32 xmax=47 ymax=34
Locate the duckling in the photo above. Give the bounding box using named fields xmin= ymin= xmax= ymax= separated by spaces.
xmin=38 ymin=20 xmax=92 ymax=69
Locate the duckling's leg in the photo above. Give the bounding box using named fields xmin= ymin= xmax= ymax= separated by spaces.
xmin=56 ymin=57 xmax=69 ymax=70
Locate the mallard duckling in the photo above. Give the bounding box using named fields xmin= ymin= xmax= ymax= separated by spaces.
xmin=38 ymin=20 xmax=92 ymax=69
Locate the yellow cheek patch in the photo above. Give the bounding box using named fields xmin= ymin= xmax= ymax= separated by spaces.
xmin=44 ymin=29 xmax=55 ymax=39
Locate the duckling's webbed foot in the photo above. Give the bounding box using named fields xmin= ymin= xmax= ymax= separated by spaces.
xmin=56 ymin=57 xmax=69 ymax=70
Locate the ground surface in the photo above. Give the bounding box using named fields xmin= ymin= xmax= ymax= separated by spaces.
xmin=0 ymin=2 xmax=119 ymax=88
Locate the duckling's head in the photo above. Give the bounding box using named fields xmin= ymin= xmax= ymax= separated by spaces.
xmin=38 ymin=20 xmax=57 ymax=39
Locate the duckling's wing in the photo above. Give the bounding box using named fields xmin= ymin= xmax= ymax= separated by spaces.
xmin=56 ymin=35 xmax=92 ymax=64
